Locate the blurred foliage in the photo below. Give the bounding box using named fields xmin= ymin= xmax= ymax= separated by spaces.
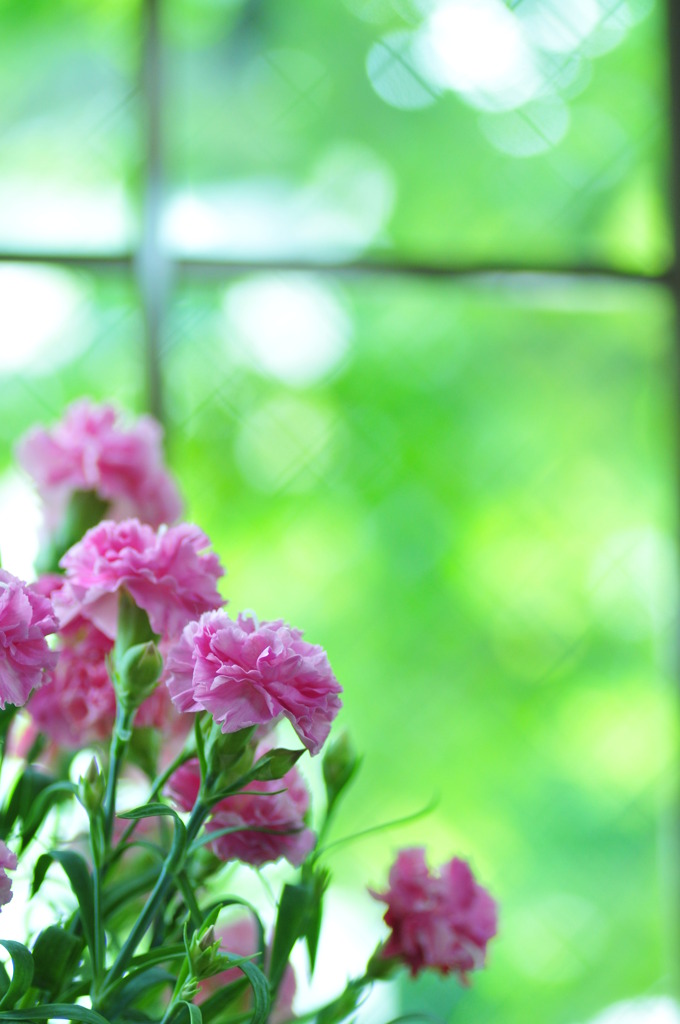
xmin=165 ymin=0 xmax=670 ymax=269
xmin=0 ymin=0 xmax=677 ymax=1023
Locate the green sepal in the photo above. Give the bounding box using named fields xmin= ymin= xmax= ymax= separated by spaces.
xmin=36 ymin=489 xmax=109 ymax=574
xmin=31 ymin=926 xmax=84 ymax=998
xmin=0 ymin=941 xmax=34 ymax=1010
xmin=31 ymin=852 xmax=96 ymax=966
xmin=114 ymin=590 xmax=157 ymax=659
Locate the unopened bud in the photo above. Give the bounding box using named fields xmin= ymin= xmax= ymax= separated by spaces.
xmin=77 ymin=757 xmax=105 ymax=815
xmin=322 ymin=730 xmax=360 ymax=813
xmin=115 ymin=641 xmax=163 ymax=711
xmin=189 ymin=924 xmax=223 ymax=980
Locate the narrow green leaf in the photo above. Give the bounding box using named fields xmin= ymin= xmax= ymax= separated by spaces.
xmin=118 ymin=802 xmax=181 ymax=823
xmin=0 ymin=960 xmax=9 ymax=1000
xmin=189 ymin=822 xmax=301 ymax=854
xmin=101 ymin=867 xmax=160 ymax=919
xmin=166 ymin=1001 xmax=203 ymax=1024
xmin=0 ymin=942 xmax=34 ymax=1010
xmin=226 ymin=957 xmax=270 ymax=1024
xmin=0 ymin=1002 xmax=111 ymax=1024
xmin=269 ymin=884 xmax=311 ymax=993
xmin=31 ymin=926 xmax=83 ymax=996
xmin=248 ymin=748 xmax=305 ymax=782
xmin=21 ymin=782 xmax=78 ymax=851
xmin=0 ymin=768 xmax=58 ymax=844
xmin=302 ymin=865 xmax=330 ymax=973
xmin=106 ymin=967 xmax=176 ymax=1015
xmin=317 ymin=796 xmax=439 ymax=858
xmin=31 ymin=852 xmax=96 ymax=966
xmin=197 ymin=980 xmax=248 ymax=1024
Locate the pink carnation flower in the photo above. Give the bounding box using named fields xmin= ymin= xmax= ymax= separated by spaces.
xmin=370 ymin=848 xmax=497 ymax=982
xmin=197 ymin=917 xmax=296 ymax=1024
xmin=27 ymin=620 xmax=184 ymax=748
xmin=0 ymin=841 xmax=17 ymax=909
xmin=0 ymin=569 xmax=58 ymax=709
xmin=55 ymin=519 xmax=225 ymax=642
xmin=166 ymin=612 xmax=341 ymax=755
xmin=167 ymin=756 xmax=315 ymax=867
xmin=17 ymin=399 xmax=182 ymax=530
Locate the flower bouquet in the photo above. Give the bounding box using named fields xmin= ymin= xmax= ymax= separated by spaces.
xmin=0 ymin=400 xmax=497 ymax=1024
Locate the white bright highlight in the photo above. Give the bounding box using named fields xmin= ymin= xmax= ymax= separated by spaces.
xmin=418 ymin=0 xmax=541 ymax=111
xmin=223 ymin=275 xmax=350 ymax=386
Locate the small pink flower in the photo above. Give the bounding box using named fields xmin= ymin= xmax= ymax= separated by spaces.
xmin=0 ymin=569 xmax=58 ymax=709
xmin=166 ymin=612 xmax=341 ymax=755
xmin=197 ymin=917 xmax=296 ymax=1024
xmin=167 ymin=756 xmax=315 ymax=867
xmin=26 ymin=620 xmax=184 ymax=748
xmin=55 ymin=519 xmax=225 ymax=642
xmin=370 ymin=848 xmax=497 ymax=983
xmin=17 ymin=400 xmax=182 ymax=530
xmin=28 ymin=622 xmax=115 ymax=746
xmin=0 ymin=841 xmax=17 ymax=908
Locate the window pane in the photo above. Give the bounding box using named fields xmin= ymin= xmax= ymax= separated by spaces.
xmin=0 ymin=2 xmax=138 ymax=252
xmin=165 ymin=0 xmax=669 ymax=272
xmin=0 ymin=265 xmax=144 ymax=576
xmin=162 ymin=274 xmax=676 ymax=1023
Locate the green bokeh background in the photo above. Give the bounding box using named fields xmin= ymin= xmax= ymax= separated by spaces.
xmin=0 ymin=1 xmax=678 ymax=1022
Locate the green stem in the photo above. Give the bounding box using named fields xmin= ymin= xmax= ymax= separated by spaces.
xmin=103 ymin=703 xmax=135 ymax=846
xmin=110 ymin=747 xmax=195 ymax=865
xmin=90 ymin=825 xmax=106 ymax=989
xmin=99 ymin=799 xmax=209 ymax=998
xmin=176 ymin=871 xmax=203 ymax=931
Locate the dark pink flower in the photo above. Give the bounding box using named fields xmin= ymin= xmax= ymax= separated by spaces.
xmin=55 ymin=519 xmax=225 ymax=642
xmin=0 ymin=569 xmax=58 ymax=709
xmin=0 ymin=841 xmax=17 ymax=909
xmin=167 ymin=756 xmax=315 ymax=867
xmin=197 ymin=917 xmax=296 ymax=1024
xmin=17 ymin=399 xmax=182 ymax=530
xmin=370 ymin=848 xmax=497 ymax=982
xmin=166 ymin=612 xmax=341 ymax=755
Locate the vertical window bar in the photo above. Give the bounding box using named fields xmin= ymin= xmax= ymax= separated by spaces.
xmin=138 ymin=0 xmax=167 ymax=422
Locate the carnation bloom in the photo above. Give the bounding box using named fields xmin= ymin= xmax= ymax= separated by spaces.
xmin=166 ymin=611 xmax=341 ymax=755
xmin=17 ymin=399 xmax=182 ymax=530
xmin=0 ymin=841 xmax=17 ymax=909
xmin=370 ymin=848 xmax=497 ymax=982
xmin=167 ymin=756 xmax=315 ymax=867
xmin=27 ymin=619 xmax=185 ymax=748
xmin=55 ymin=519 xmax=225 ymax=642
xmin=197 ymin=917 xmax=296 ymax=1024
xmin=0 ymin=569 xmax=58 ymax=709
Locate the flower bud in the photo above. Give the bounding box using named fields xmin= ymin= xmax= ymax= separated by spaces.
xmin=322 ymin=729 xmax=360 ymax=815
xmin=115 ymin=640 xmax=163 ymax=711
xmin=77 ymin=757 xmax=105 ymax=816
xmin=188 ymin=924 xmax=223 ymax=980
